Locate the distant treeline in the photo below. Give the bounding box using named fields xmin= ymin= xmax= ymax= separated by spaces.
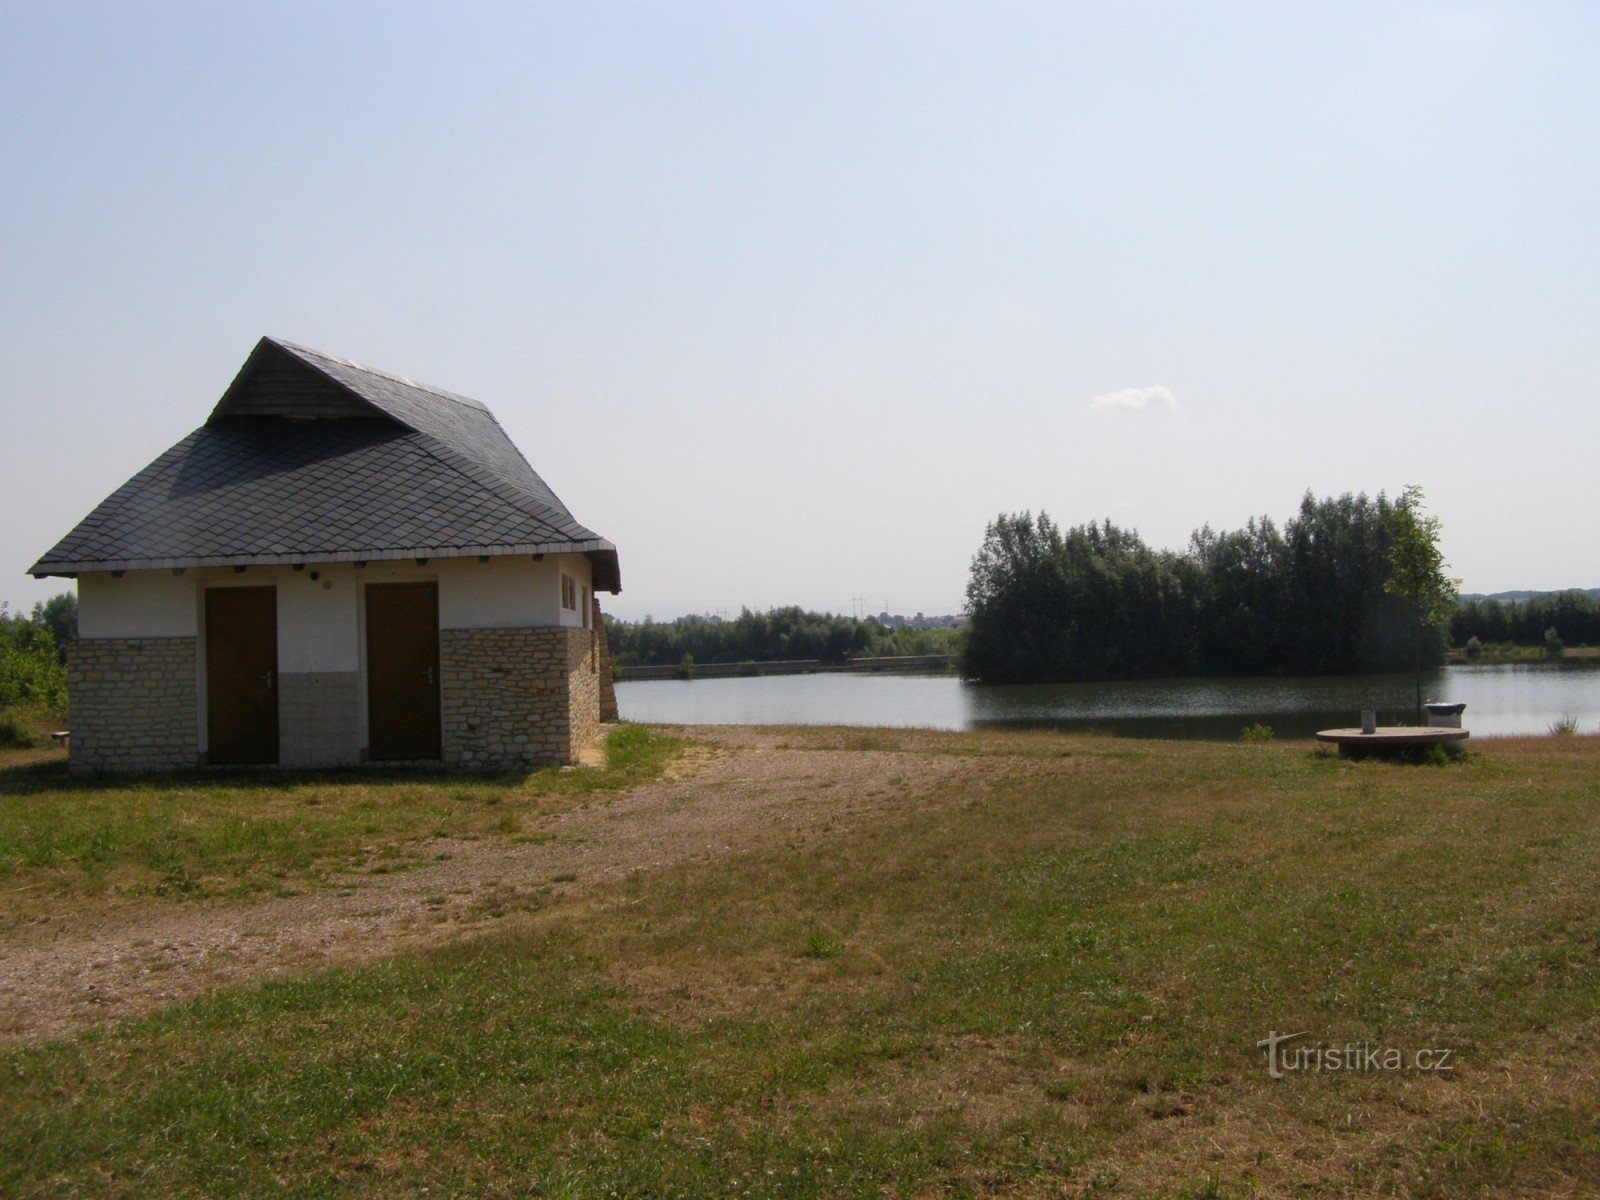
xmin=1452 ymin=592 xmax=1600 ymax=649
xmin=963 ymin=492 xmax=1445 ymax=684
xmin=605 ymin=607 xmax=963 ymax=668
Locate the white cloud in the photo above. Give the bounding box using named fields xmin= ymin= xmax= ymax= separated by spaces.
xmin=1089 ymin=384 xmax=1177 ymax=412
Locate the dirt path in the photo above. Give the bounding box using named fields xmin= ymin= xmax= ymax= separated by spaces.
xmin=0 ymin=728 xmax=975 ymax=1044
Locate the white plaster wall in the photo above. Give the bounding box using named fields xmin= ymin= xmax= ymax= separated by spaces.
xmin=275 ymin=568 xmax=360 ymax=672
xmin=555 ymin=554 xmax=593 ymax=629
xmin=78 ymin=554 xmax=578 ymax=645
xmin=188 ymin=566 xmax=360 ymax=673
xmin=438 ymin=556 xmax=562 ymax=629
xmin=78 ymin=571 xmax=197 ymax=638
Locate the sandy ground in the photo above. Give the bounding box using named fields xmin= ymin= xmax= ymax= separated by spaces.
xmin=0 ymin=726 xmax=975 ymax=1044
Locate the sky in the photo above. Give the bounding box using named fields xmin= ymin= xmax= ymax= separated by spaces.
xmin=3 ymin=1 xmax=1597 ymax=622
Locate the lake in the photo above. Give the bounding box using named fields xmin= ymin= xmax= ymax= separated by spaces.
xmin=616 ymin=659 xmax=1600 ymax=740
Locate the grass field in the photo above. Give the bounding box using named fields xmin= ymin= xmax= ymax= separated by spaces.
xmin=2 ymin=725 xmax=1598 ymax=1197
xmin=0 ymin=723 xmax=674 ymax=924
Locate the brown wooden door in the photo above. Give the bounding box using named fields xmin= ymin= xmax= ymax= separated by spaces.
xmin=206 ymin=587 xmax=279 ymax=765
xmin=366 ymin=582 xmax=441 ymax=761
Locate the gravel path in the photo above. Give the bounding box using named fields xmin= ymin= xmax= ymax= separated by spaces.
xmin=0 ymin=727 xmax=974 ymax=1044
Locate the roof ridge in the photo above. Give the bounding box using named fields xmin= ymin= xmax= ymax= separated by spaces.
xmin=269 ymin=337 xmax=489 ymax=413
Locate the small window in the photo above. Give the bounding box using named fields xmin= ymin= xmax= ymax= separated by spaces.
xmin=561 ymin=573 xmax=576 ymax=611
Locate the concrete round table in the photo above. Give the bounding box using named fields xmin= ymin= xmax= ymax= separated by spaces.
xmin=1315 ymin=727 xmax=1469 ymax=758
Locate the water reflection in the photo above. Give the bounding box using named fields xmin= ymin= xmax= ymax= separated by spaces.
xmin=615 ymin=660 xmax=1600 ymax=740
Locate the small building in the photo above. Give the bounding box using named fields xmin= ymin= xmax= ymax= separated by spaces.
xmin=30 ymin=337 xmax=621 ymax=773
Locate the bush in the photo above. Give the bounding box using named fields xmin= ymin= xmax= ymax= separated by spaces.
xmin=1240 ymin=723 xmax=1274 ymax=742
xmin=0 ymin=608 xmax=67 ymax=715
xmin=1545 ymin=626 xmax=1564 ymax=656
xmin=1464 ymin=635 xmax=1483 ymax=658
xmin=675 ymin=652 xmax=695 ymax=681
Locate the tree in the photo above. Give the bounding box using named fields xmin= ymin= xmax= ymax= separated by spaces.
xmin=962 ymin=512 xmax=1069 ymax=683
xmin=1383 ymin=485 xmax=1459 ymax=725
xmin=30 ymin=591 xmax=77 ymax=665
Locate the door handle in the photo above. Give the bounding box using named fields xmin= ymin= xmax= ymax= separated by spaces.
xmin=264 ymin=669 xmax=275 ymax=691
xmin=424 ymin=666 xmax=434 ymax=686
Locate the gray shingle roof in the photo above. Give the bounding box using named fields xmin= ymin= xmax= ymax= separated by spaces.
xmin=31 ymin=337 xmax=621 ymax=591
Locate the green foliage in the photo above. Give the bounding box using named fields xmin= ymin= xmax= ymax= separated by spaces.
xmin=963 ymin=492 xmax=1439 ymax=683
xmin=29 ymin=592 xmax=76 ymax=665
xmin=1548 ymin=715 xmax=1579 ymax=736
xmin=1453 ymin=590 xmax=1600 ymax=649
xmin=608 ymin=606 xmax=964 ymax=668
xmin=676 ymin=651 xmax=695 ymax=680
xmin=0 ymin=604 xmax=67 ymax=715
xmin=1465 ymin=635 xmax=1483 ymax=658
xmin=1544 ymin=626 xmax=1564 ymax=655
xmin=964 ymin=514 xmax=1191 ymax=683
xmin=1239 ymin=723 xmax=1274 ymax=742
xmin=1383 ymin=485 xmax=1458 ymax=629
xmin=1384 ymin=485 xmax=1460 ymax=724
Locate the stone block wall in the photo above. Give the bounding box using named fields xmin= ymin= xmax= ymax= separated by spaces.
xmin=67 ymin=637 xmax=198 ymax=774
xmin=569 ymin=626 xmax=601 ymax=754
xmin=592 ymin=597 xmax=618 ymax=723
xmin=440 ymin=626 xmax=600 ymax=768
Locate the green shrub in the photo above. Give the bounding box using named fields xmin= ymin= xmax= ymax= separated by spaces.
xmin=1548 ymin=715 xmax=1579 ymax=736
xmin=0 ymin=712 xmax=42 ymax=749
xmin=675 ymin=652 xmax=695 ymax=681
xmin=1464 ymin=635 xmax=1483 ymax=658
xmin=0 ymin=609 xmax=67 ymax=715
xmin=1240 ymin=723 xmax=1274 ymax=742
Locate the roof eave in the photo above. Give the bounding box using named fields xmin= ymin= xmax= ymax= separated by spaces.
xmin=30 ymin=539 xmax=620 ymax=579
xmin=586 ymin=547 xmax=623 ymax=594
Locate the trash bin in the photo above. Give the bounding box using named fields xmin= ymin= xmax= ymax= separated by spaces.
xmin=1425 ymin=702 xmax=1466 ymax=729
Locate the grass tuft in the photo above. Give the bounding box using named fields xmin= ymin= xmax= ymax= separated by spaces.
xmin=802 ymin=928 xmax=843 ymax=958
